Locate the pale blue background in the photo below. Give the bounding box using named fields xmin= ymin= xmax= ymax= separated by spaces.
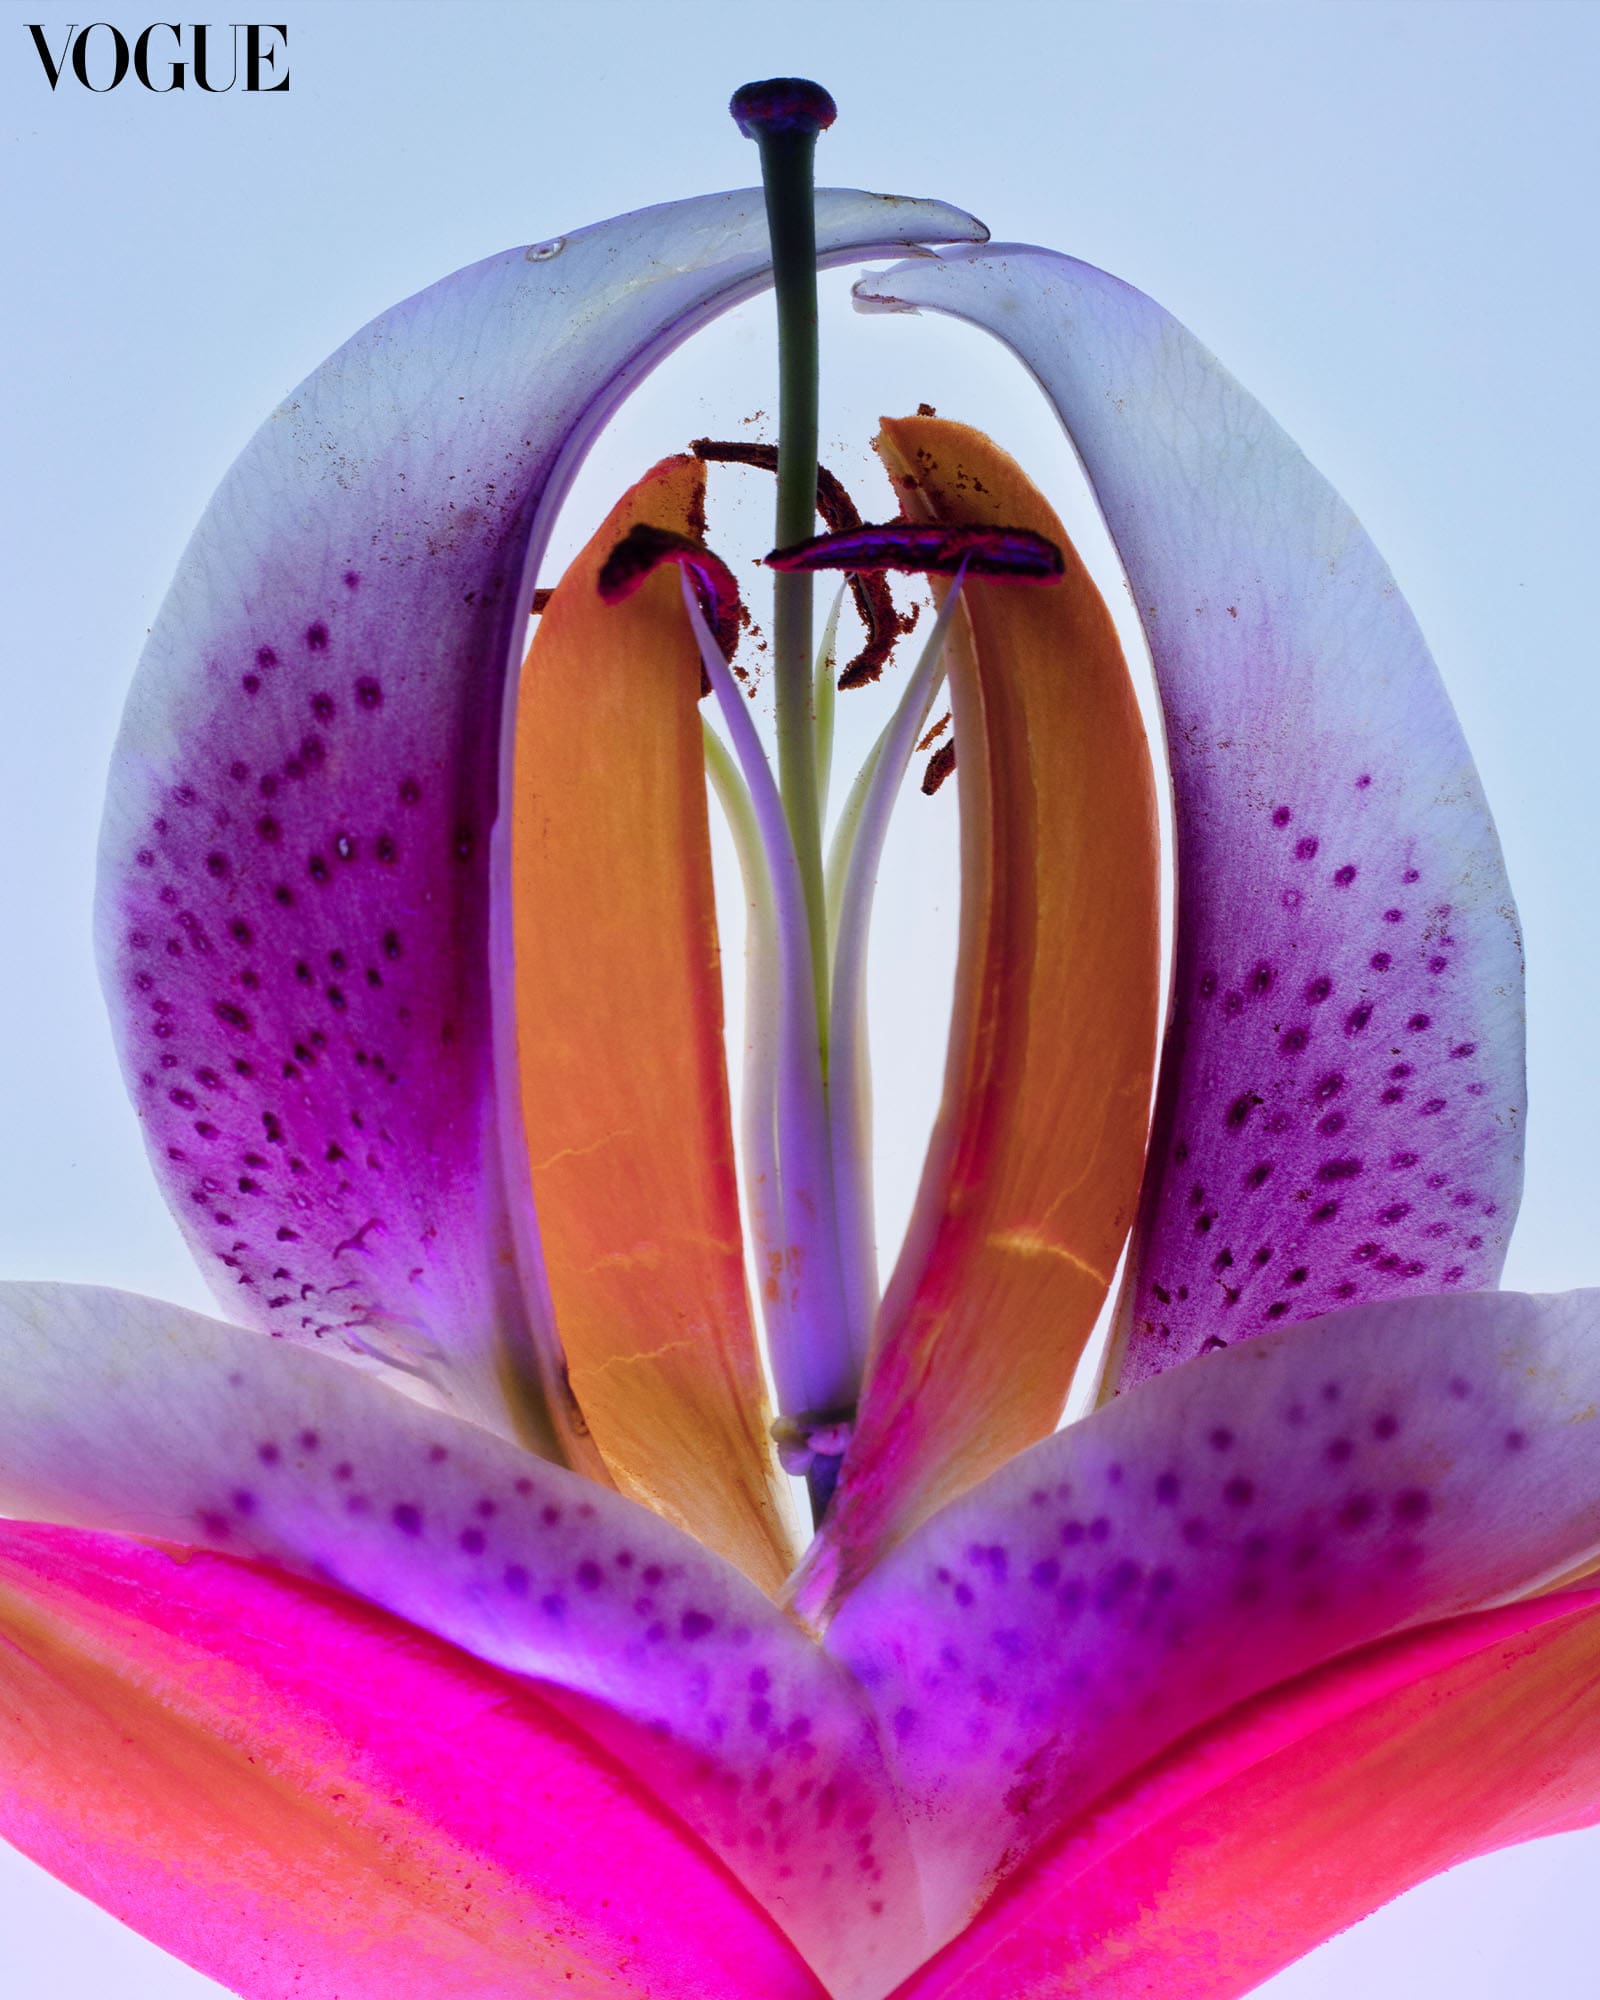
xmin=2 ymin=0 xmax=1598 ymax=1992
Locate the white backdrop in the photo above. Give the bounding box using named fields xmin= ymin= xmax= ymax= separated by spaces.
xmin=2 ymin=1 xmax=1597 ymax=1993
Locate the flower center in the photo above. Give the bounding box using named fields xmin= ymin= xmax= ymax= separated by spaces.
xmin=537 ymin=79 xmax=1072 ymax=1525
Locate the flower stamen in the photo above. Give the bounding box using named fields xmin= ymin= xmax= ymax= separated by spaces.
xmin=679 ymin=573 xmax=855 ymax=1445
xmin=597 ymin=522 xmax=742 ymax=674
xmin=769 ymin=520 xmax=1064 ymax=581
xmin=691 ymin=437 xmax=912 ymax=686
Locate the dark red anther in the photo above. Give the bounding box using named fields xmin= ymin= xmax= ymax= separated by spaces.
xmin=729 ymin=78 xmax=838 ymax=140
xmin=691 ymin=438 xmax=914 ymax=687
xmin=922 ymin=740 xmax=957 ymax=796
xmin=768 ymin=522 xmax=1065 ymax=582
xmin=597 ymin=525 xmax=743 ymax=690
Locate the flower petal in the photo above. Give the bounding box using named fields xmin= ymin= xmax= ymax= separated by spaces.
xmin=512 ymin=454 xmax=794 ymax=1593
xmin=0 ymin=1522 xmax=825 ymax=2000
xmin=98 ymin=190 xmax=988 ymax=1446
xmin=855 ymin=247 xmax=1524 ymax=1392
xmin=893 ymin=1588 xmax=1600 ymax=2000
xmin=825 ymin=1288 xmax=1600 ymax=1932
xmin=796 ymin=418 xmax=1159 ymax=1620
xmin=0 ymin=1281 xmax=924 ymax=1999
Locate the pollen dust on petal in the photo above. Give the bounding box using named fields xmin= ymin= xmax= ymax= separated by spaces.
xmin=528 ymin=1127 xmax=633 ymax=1174
xmin=986 ymin=1228 xmax=1109 ymax=1287
xmin=587 ymin=1228 xmax=744 ymax=1277
xmin=570 ymin=1338 xmax=698 ymax=1384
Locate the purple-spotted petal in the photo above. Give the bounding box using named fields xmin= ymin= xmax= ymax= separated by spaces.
xmin=98 ymin=189 xmax=987 ymax=1444
xmin=0 ymin=1281 xmax=926 ymax=2000
xmin=824 ymin=1289 xmax=1600 ymax=1934
xmin=892 ymin=1589 xmax=1600 ymax=2000
xmin=855 ymin=247 xmax=1523 ymax=1390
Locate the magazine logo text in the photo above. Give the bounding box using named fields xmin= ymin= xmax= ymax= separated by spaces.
xmin=26 ymin=21 xmax=290 ymax=92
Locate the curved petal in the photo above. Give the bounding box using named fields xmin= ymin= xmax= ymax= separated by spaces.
xmin=513 ymin=455 xmax=794 ymax=1592
xmin=855 ymin=247 xmax=1524 ymax=1393
xmin=0 ymin=1281 xmax=923 ymax=2000
xmin=825 ymin=1289 xmax=1600 ymax=1932
xmin=97 ymin=189 xmax=988 ymax=1447
xmin=0 ymin=1523 xmax=825 ymax=2000
xmin=893 ymin=1588 xmax=1600 ymax=2000
xmin=796 ymin=417 xmax=1159 ymax=1620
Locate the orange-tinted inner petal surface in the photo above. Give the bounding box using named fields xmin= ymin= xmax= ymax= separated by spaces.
xmin=798 ymin=418 xmax=1160 ymax=1621
xmin=512 ymin=456 xmax=794 ymax=1591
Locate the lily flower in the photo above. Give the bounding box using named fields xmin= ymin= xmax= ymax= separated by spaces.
xmin=3 ymin=75 xmax=1598 ymax=2000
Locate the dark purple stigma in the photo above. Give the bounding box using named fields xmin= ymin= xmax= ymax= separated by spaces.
xmin=596 ymin=524 xmax=742 ymax=687
xmin=729 ymin=77 xmax=838 ymax=140
xmin=767 ymin=522 xmax=1064 ymax=582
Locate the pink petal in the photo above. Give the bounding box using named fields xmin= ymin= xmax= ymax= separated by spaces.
xmin=98 ymin=191 xmax=986 ymax=1439
xmin=0 ymin=1281 xmax=926 ymax=1999
xmin=0 ymin=1522 xmax=825 ymax=2000
xmin=854 ymin=246 xmax=1523 ymax=1391
xmin=893 ymin=1588 xmax=1600 ymax=2000
xmin=825 ymin=1288 xmax=1600 ymax=1932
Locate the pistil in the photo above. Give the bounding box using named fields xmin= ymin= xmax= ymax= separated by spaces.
xmin=730 ymin=78 xmax=836 ymax=1049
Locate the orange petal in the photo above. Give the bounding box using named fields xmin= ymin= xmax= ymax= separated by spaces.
xmin=895 ymin=1587 xmax=1600 ymax=1999
xmin=0 ymin=1523 xmax=824 ymax=2000
xmin=797 ymin=417 xmax=1160 ymax=1618
xmin=511 ymin=455 xmax=795 ymax=1591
